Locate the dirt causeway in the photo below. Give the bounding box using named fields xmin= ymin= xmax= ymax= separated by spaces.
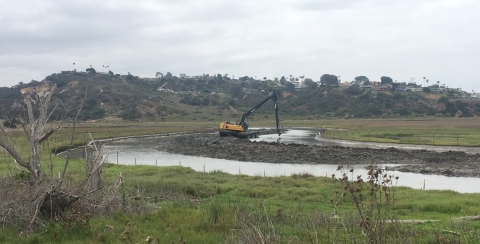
xmin=161 ymin=130 xmax=480 ymax=178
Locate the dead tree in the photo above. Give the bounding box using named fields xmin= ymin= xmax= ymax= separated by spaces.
xmin=0 ymin=82 xmax=59 ymax=186
xmin=0 ymin=82 xmax=116 ymax=231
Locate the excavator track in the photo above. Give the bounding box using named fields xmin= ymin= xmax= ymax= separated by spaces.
xmin=219 ymin=130 xmax=259 ymax=139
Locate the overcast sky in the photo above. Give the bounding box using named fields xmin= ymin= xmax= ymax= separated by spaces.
xmin=1 ymin=0 xmax=479 ymax=92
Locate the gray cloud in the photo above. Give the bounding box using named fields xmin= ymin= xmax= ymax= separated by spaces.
xmin=1 ymin=0 xmax=479 ymax=92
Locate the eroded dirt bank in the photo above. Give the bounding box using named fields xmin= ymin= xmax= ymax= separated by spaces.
xmin=160 ymin=132 xmax=480 ymax=178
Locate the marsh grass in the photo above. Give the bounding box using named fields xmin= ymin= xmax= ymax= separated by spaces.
xmin=299 ymin=117 xmax=480 ymax=146
xmin=1 ymin=165 xmax=480 ymax=243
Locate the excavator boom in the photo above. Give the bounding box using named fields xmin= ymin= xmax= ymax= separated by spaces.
xmin=219 ymin=90 xmax=280 ymax=138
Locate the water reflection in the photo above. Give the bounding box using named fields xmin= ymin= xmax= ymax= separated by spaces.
xmin=98 ymin=129 xmax=480 ymax=193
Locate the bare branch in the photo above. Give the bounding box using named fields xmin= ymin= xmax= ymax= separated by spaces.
xmin=58 ymin=86 xmax=86 ymax=190
xmin=0 ymin=120 xmax=15 ymax=146
xmin=44 ymin=101 xmax=58 ymax=124
xmin=0 ymin=139 xmax=29 ymax=169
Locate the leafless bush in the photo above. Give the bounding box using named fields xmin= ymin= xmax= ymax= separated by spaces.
xmin=331 ymin=165 xmax=409 ymax=243
xmin=0 ymin=172 xmax=155 ymax=234
xmin=0 ymin=177 xmax=36 ymax=232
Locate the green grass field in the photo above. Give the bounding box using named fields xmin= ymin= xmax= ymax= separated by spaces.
xmin=1 ymin=118 xmax=480 ymax=243
xmin=279 ymin=117 xmax=480 ymax=146
xmin=1 ymin=165 xmax=479 ymax=243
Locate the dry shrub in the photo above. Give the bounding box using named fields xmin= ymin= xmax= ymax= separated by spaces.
xmin=331 ymin=165 xmax=409 ymax=243
xmin=0 ymin=177 xmax=36 ymax=232
xmin=0 ymin=173 xmax=155 ymax=235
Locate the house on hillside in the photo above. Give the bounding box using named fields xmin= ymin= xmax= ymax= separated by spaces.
xmin=360 ymin=85 xmax=375 ymax=90
xmin=428 ymin=87 xmax=444 ymax=93
xmin=141 ymin=78 xmax=157 ymax=81
xmin=395 ymin=86 xmax=408 ymax=92
xmin=406 ymin=87 xmax=423 ymax=92
xmin=374 ymin=84 xmax=392 ymax=92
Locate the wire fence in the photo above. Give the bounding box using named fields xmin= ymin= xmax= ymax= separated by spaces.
xmin=321 ymin=128 xmax=479 ymax=147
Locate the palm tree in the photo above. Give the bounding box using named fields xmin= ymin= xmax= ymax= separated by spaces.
xmin=426 ymin=79 xmax=429 ymax=87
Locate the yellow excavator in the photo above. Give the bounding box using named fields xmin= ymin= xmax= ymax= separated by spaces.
xmin=219 ymin=90 xmax=280 ymax=139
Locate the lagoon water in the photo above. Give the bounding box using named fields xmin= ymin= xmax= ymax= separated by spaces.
xmin=102 ymin=129 xmax=480 ymax=193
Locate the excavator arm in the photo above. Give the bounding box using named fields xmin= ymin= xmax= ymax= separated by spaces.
xmin=238 ymin=91 xmax=280 ymax=136
xmin=219 ymin=90 xmax=281 ymax=138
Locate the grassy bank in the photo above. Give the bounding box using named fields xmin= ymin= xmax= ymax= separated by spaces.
xmin=1 ymin=165 xmax=479 ymax=243
xmin=280 ymin=117 xmax=480 ymax=146
xmin=0 ymin=122 xmax=213 ymax=177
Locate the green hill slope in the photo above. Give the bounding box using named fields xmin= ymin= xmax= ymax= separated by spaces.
xmin=1 ymin=72 xmax=479 ymax=122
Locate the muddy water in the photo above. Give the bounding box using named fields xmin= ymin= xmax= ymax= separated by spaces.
xmin=100 ymin=129 xmax=480 ymax=193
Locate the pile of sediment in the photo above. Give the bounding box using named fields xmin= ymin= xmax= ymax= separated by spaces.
xmin=160 ymin=134 xmax=480 ymax=178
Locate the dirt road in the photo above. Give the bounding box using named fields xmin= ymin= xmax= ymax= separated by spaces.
xmin=160 ymin=130 xmax=480 ymax=178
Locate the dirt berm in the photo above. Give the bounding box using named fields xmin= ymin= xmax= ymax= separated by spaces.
xmin=160 ymin=131 xmax=480 ymax=178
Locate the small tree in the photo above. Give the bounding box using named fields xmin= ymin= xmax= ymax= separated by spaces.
xmin=285 ymin=82 xmax=295 ymax=92
xmin=320 ymin=74 xmax=339 ymax=86
xmin=86 ymin=68 xmax=96 ymax=74
xmin=303 ymin=78 xmax=318 ymax=89
xmin=354 ymin=76 xmax=370 ymax=85
xmin=380 ymin=76 xmax=393 ymax=84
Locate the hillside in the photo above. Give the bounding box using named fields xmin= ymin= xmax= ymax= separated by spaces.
xmin=1 ymin=72 xmax=479 ymax=123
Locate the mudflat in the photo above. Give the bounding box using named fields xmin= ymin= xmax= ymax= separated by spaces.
xmin=161 ymin=130 xmax=480 ymax=178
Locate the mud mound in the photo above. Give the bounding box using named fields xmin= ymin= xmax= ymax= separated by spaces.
xmin=162 ymin=135 xmax=480 ymax=178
